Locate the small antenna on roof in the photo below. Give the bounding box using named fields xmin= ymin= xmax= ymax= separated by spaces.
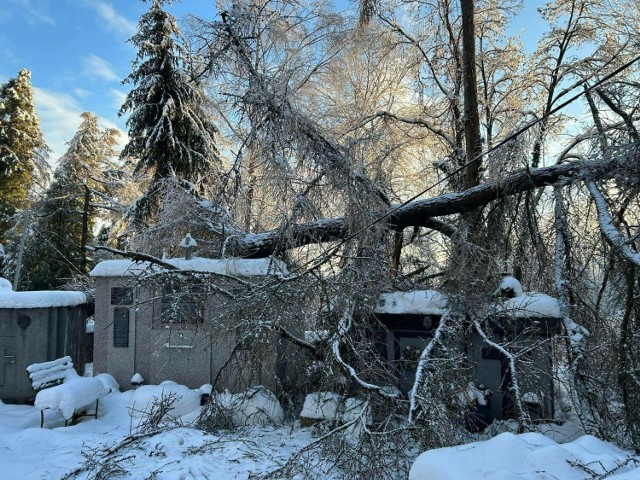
xmin=179 ymin=233 xmax=198 ymax=260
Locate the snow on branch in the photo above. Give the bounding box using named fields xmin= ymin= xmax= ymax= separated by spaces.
xmin=331 ymin=303 xmax=398 ymax=399
xmin=553 ymin=187 xmax=591 ymax=432
xmin=86 ymin=245 xmax=179 ymax=272
xmin=473 ymin=320 xmax=532 ymax=431
xmin=587 ymin=181 xmax=640 ymax=267
xmin=408 ymin=309 xmax=451 ymax=422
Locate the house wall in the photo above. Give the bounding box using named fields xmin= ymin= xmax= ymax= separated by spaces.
xmin=94 ymin=276 xmax=280 ymax=392
xmin=94 ymin=277 xmax=138 ymax=389
xmin=470 ymin=330 xmax=555 ymax=422
xmin=0 ymin=305 xmax=84 ymax=401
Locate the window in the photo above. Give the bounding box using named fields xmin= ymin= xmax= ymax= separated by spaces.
xmin=113 ymin=308 xmax=129 ymax=347
xmin=111 ymin=287 xmax=133 ymax=305
xmin=159 ymin=284 xmax=204 ymax=327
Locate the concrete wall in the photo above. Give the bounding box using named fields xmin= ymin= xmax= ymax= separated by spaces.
xmin=93 ymin=277 xmax=137 ymax=389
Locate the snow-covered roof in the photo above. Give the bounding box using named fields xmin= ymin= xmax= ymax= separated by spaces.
xmin=89 ymin=257 xmax=289 ymax=278
xmin=496 ymin=293 xmax=562 ymax=318
xmin=0 ymin=278 xmax=86 ymax=309
xmin=375 ymin=290 xmax=448 ymax=315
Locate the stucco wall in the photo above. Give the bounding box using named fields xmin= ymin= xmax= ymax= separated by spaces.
xmin=94 ymin=275 xmax=280 ymax=392
xmin=0 ymin=305 xmax=85 ymax=400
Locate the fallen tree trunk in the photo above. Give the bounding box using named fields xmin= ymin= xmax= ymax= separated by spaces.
xmin=224 ymin=148 xmax=637 ymax=258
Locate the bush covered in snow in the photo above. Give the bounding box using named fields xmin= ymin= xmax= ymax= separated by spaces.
xmin=129 ymin=382 xmax=200 ymax=419
xmin=300 ymin=392 xmax=343 ymax=421
xmin=214 ymin=387 xmax=285 ymax=426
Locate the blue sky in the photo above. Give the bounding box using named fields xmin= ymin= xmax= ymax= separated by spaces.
xmin=0 ymin=0 xmax=218 ymax=161
xmin=0 ymin=0 xmax=548 ymax=165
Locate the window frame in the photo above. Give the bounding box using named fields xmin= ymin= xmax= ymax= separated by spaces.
xmin=155 ymin=284 xmax=205 ymax=328
xmin=113 ymin=307 xmax=130 ymax=347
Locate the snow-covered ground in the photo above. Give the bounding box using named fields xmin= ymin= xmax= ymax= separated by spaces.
xmin=410 ymin=432 xmax=639 ymax=480
xmin=1 ymin=386 xmax=638 ymax=479
xmin=0 ymin=389 xmax=315 ymax=479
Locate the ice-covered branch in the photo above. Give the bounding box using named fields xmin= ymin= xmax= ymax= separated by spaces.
xmin=553 ymin=187 xmax=591 ymax=431
xmin=473 ymin=320 xmax=532 ymax=431
xmin=587 ymin=181 xmax=640 ymax=267
xmin=225 ymin=153 xmax=630 ymax=257
xmin=408 ymin=309 xmax=451 ymax=422
xmin=331 ymin=303 xmax=397 ymax=399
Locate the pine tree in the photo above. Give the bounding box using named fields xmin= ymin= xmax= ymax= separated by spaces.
xmin=21 ymin=113 xmax=118 ymax=290
xmin=120 ymin=0 xmax=221 ymax=220
xmin=0 ymin=69 xmax=48 ymax=244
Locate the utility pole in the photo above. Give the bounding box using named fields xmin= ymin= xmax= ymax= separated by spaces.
xmin=13 ymin=210 xmax=30 ymax=291
xmin=80 ymin=182 xmax=90 ymax=272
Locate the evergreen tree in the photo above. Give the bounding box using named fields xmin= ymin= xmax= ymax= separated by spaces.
xmin=0 ymin=69 xmax=48 ymax=244
xmin=21 ymin=113 xmax=118 ymax=290
xmin=120 ymin=0 xmax=221 ymax=220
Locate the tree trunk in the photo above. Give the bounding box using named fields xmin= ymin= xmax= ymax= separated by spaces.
xmin=460 ymin=0 xmax=482 ymax=190
xmin=223 ymin=153 xmax=634 ymax=258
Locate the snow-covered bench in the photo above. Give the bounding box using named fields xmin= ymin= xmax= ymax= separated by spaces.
xmin=26 ymin=356 xmax=104 ymax=428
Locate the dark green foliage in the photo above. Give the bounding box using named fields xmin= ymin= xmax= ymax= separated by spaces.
xmin=0 ymin=69 xmax=48 ymax=245
xmin=120 ymin=0 xmax=221 ymax=220
xmin=21 ymin=113 xmax=118 ymax=290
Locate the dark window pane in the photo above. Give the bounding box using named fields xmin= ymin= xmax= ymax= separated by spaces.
xmin=113 ymin=308 xmax=129 ymax=347
xmin=159 ymin=285 xmax=203 ymax=326
xmin=111 ymin=287 xmax=133 ymax=305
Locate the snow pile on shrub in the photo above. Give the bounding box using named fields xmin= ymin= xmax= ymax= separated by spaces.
xmin=0 ymin=277 xmax=12 ymax=291
xmin=35 ymin=377 xmax=106 ymax=420
xmin=499 ymin=275 xmax=524 ymax=297
xmin=95 ymin=374 xmax=119 ymax=394
xmin=129 ymin=381 xmax=200 ymax=418
xmin=300 ymin=392 xmax=342 ymax=421
xmin=410 ymin=432 xmax=638 ymax=480
xmin=215 ymin=387 xmax=284 ymax=426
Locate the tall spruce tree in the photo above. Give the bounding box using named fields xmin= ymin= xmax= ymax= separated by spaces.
xmin=0 ymin=69 xmax=48 ymax=245
xmin=120 ymin=0 xmax=221 ymax=220
xmin=21 ymin=113 xmax=118 ymax=290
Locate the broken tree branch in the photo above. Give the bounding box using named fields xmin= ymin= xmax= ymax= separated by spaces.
xmin=224 ymin=149 xmax=638 ymax=258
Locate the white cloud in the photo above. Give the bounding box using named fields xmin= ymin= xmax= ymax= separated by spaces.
xmin=33 ymin=87 xmax=84 ymax=162
xmin=73 ymin=87 xmax=92 ymax=98
xmin=33 ymin=87 xmax=128 ymax=166
xmin=83 ymin=0 xmax=136 ymax=36
xmin=83 ymin=54 xmax=120 ymax=82
xmin=110 ymin=88 xmax=127 ymax=111
xmin=9 ymin=0 xmax=54 ymax=26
